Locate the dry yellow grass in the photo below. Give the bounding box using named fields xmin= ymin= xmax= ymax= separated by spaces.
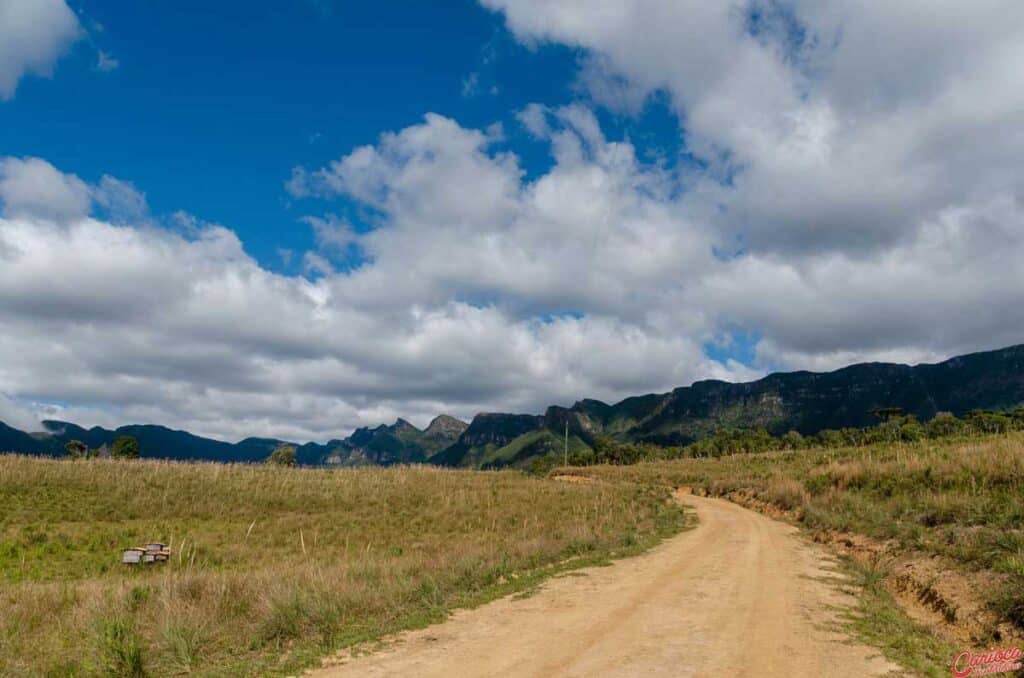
xmin=563 ymin=434 xmax=1024 ymax=634
xmin=0 ymin=456 xmax=685 ymax=676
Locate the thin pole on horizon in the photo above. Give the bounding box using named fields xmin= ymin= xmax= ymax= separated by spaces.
xmin=564 ymin=420 xmax=568 ymax=467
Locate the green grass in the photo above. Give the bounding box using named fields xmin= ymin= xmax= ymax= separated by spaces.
xmin=483 ymin=429 xmax=552 ymax=465
xmin=839 ymin=556 xmax=958 ymax=677
xmin=0 ymin=456 xmax=686 ymax=676
xmin=484 ymin=430 xmax=590 ymax=468
xmin=566 ymin=434 xmax=1024 ymax=575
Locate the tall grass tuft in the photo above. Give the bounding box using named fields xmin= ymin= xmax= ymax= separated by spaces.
xmin=95 ymin=614 xmax=145 ymax=677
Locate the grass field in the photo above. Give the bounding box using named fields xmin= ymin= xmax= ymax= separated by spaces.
xmin=5 ymin=435 xmax=1020 ymax=676
xmin=565 ymin=433 xmax=1024 ymax=674
xmin=0 ymin=456 xmax=686 ymax=676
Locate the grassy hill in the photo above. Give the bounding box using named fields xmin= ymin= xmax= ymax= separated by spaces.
xmin=0 ymin=457 xmax=684 ymax=676
xmin=480 ymin=429 xmax=591 ymax=469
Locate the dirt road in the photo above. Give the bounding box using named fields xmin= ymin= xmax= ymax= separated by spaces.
xmin=310 ymin=493 xmax=900 ymax=677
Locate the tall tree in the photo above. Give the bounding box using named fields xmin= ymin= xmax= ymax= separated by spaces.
xmin=111 ymin=435 xmax=140 ymax=459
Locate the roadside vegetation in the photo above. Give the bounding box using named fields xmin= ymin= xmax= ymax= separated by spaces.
xmin=530 ymin=407 xmax=1024 ymax=472
xmin=0 ymin=456 xmax=684 ymax=676
xmin=563 ymin=432 xmax=1024 ymax=673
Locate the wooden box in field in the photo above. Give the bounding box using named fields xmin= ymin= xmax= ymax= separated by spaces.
xmin=122 ymin=548 xmax=143 ymax=564
xmin=123 ymin=542 xmax=170 ymax=565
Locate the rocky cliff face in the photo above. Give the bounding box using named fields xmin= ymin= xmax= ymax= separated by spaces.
xmin=427 ymin=413 xmax=542 ymax=467
xmin=423 ymin=414 xmax=469 ymax=443
xmin=542 ymin=406 xmax=600 ymax=441
xmin=621 ymin=345 xmax=1024 ymax=444
xmin=429 ymin=343 xmax=1024 ymax=468
xmin=459 ymin=413 xmax=543 ymax=447
xmin=317 ymin=416 xmax=467 ymax=466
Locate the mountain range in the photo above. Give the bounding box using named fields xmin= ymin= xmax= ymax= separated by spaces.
xmin=0 ymin=414 xmax=470 ymax=467
xmin=2 ymin=343 xmax=1023 ymax=468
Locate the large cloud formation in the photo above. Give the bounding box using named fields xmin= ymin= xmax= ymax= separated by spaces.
xmin=0 ymin=126 xmax=750 ymax=441
xmin=477 ymin=0 xmax=1024 ymax=358
xmin=1 ymin=1 xmax=1023 ymax=442
xmin=0 ymin=0 xmax=80 ymax=99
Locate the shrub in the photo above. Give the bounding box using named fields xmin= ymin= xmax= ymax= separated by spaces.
xmin=64 ymin=439 xmax=88 ymax=459
xmin=112 ymin=436 xmax=140 ymax=460
xmin=898 ymin=418 xmax=924 ymax=442
xmin=926 ymin=412 xmax=964 ymax=438
xmin=267 ymin=443 xmax=297 ymax=466
xmin=780 ymin=430 xmax=805 ymax=450
xmin=764 ymin=478 xmax=810 ymax=511
xmin=966 ymin=410 xmax=1013 ymax=435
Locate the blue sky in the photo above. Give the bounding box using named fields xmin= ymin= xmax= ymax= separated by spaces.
xmin=2 ymin=2 xmax=559 ymax=268
xmin=2 ymin=2 xmax=690 ymax=273
xmin=1 ymin=1 xmax=1022 ymax=440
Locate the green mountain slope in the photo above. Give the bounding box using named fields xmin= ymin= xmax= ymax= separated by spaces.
xmin=430 ymin=343 xmax=1024 ymax=469
xmin=319 ymin=416 xmax=468 ymax=466
xmin=2 ymin=343 xmax=1023 ymax=467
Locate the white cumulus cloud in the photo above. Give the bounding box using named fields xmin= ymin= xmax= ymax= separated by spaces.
xmin=0 ymin=156 xmax=91 ymax=222
xmin=0 ymin=0 xmax=81 ymax=99
xmin=2 ymin=1 xmax=1024 ymax=441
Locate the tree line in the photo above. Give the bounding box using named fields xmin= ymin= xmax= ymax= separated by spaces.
xmin=531 ymin=407 xmax=1024 ymax=472
xmin=63 ymin=435 xmax=140 ymax=460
